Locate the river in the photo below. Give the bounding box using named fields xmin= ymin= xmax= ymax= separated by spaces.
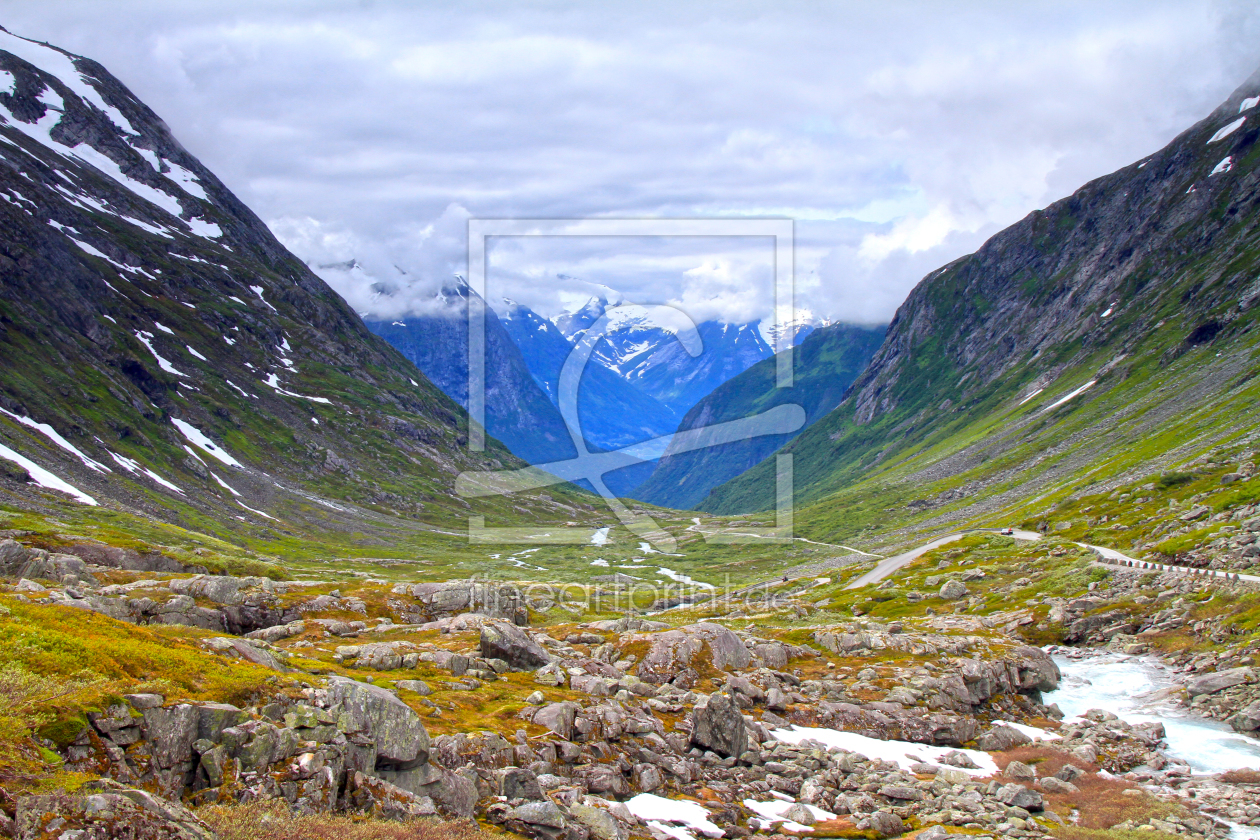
xmin=1047 ymin=650 xmax=1260 ymax=838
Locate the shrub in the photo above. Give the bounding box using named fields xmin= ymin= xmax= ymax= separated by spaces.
xmin=1157 ymin=472 xmax=1194 ymax=489
xmin=0 ymin=663 xmax=109 ymax=783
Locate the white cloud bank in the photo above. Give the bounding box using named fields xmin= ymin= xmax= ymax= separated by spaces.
xmin=7 ymin=1 xmax=1260 ymax=325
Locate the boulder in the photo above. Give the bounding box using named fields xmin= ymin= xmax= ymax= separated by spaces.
xmin=976 ymin=724 xmax=1032 ymax=752
xmin=781 ymin=803 xmax=817 ymax=825
xmin=533 ymin=702 xmax=579 ymax=740
xmin=633 ymin=623 xmax=750 ymax=685
xmin=0 ymin=540 xmax=41 ymax=579
xmin=1004 ymin=760 xmax=1036 ymax=781
xmin=327 ymin=676 xmax=430 ymax=769
xmin=15 ymin=783 xmax=215 ymax=840
xmin=939 ymin=580 xmax=968 ymax=600
xmin=996 ymin=783 xmax=1044 ymax=811
xmin=1229 ymin=699 xmax=1260 ymax=733
xmin=571 ymin=803 xmax=627 ymax=840
xmin=690 ymin=691 xmax=746 ymax=757
xmin=480 ymin=620 xmax=551 ymax=670
xmin=378 ymin=764 xmax=477 ymax=817
xmin=345 ymin=770 xmax=437 ymax=820
xmin=1187 ymin=667 xmax=1253 ymax=697
xmin=869 ymin=809 xmax=905 ymax=837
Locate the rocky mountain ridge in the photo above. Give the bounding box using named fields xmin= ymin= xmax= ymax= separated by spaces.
xmin=704 ymin=66 xmax=1260 ymax=523
xmin=0 ymin=27 xmax=587 ymax=541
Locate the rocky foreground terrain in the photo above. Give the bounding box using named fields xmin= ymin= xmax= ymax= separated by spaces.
xmin=3 ymin=518 xmax=1260 ymax=840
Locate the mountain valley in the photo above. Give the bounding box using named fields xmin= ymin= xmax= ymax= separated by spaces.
xmin=2 ymin=20 xmax=1260 ymax=840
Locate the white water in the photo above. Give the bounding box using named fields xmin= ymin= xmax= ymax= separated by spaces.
xmin=1047 ymin=653 xmax=1260 ymax=775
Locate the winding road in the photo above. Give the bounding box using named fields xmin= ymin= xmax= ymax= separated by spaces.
xmin=842 ymin=528 xmax=1260 ymax=589
xmin=844 ymin=528 xmax=1042 ymax=589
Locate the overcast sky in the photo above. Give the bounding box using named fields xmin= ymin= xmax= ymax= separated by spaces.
xmin=6 ymin=1 xmax=1260 ymax=325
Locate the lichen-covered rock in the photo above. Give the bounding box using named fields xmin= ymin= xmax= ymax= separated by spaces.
xmin=327 ymin=676 xmax=430 ymax=770
xmin=533 ymin=702 xmax=579 ymax=740
xmin=344 ymin=770 xmax=437 ymax=820
xmin=690 ymin=691 xmax=746 ymax=757
xmin=15 ymin=783 xmax=216 ymax=840
xmin=480 ymin=620 xmax=551 ymax=670
xmin=632 ymin=622 xmax=750 ymax=685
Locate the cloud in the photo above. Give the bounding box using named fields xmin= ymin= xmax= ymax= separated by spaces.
xmin=7 ymin=1 xmax=1260 ymax=325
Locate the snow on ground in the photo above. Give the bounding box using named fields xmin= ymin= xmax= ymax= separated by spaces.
xmin=625 ymin=793 xmax=723 ymax=840
xmin=590 ymin=559 xmax=609 ymax=567
xmin=590 ymin=526 xmax=610 ymax=545
xmin=658 ymin=567 xmax=713 ymax=589
xmin=187 ymin=217 xmax=222 ymax=239
xmin=186 ymin=345 xmax=207 ymax=361
xmin=1208 ymin=117 xmax=1246 ymax=144
xmin=224 ymin=380 xmax=255 ymax=399
xmin=134 ymin=331 xmax=186 ymax=377
xmin=0 ymin=407 xmax=109 ymax=472
xmin=992 ymin=720 xmax=1061 ymax=741
xmin=1017 ymin=386 xmax=1045 ymax=406
xmin=154 ymin=322 xmax=174 ymax=335
xmin=1042 ymin=379 xmax=1095 ymax=412
xmin=743 ymin=798 xmax=836 ymax=832
xmin=65 ymin=142 xmax=184 ymax=217
xmin=639 ymin=542 xmax=661 ymax=554
xmin=770 ymin=725 xmax=998 ymax=776
xmin=160 ymin=160 xmax=209 ymax=200
xmin=210 ymin=472 xmax=241 ymax=497
xmin=172 ymin=418 xmax=242 ymax=468
xmin=1242 ymin=96 xmax=1260 ymax=113
xmin=237 ymin=500 xmax=276 ymax=520
xmin=107 ymin=451 xmax=182 ymax=494
xmin=1211 ymin=156 xmax=1234 ymax=176
xmin=0 ymin=70 xmax=14 ymax=96
xmin=0 ymin=30 xmax=136 ymax=135
xmin=0 ymin=441 xmax=96 ymax=505
xmin=250 ymin=285 xmax=278 ymax=312
xmin=262 ymin=373 xmax=332 ymax=404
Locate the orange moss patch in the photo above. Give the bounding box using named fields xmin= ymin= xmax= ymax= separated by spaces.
xmin=199 ymin=798 xmax=493 ymax=840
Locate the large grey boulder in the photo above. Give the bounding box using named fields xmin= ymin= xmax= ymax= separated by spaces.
xmin=327 ymin=676 xmax=430 ymax=769
xmin=1188 ymin=667 xmax=1253 ymax=697
xmin=1011 ymin=646 xmax=1061 ymax=692
xmin=869 ymin=809 xmax=905 ymax=837
xmin=633 ymin=622 xmax=751 ymax=685
xmin=480 ymin=620 xmax=551 ymax=670
xmin=976 ymin=724 xmax=1032 ymax=752
xmin=381 ymin=764 xmax=479 ymax=817
xmin=533 ymin=701 xmax=578 ymax=740
xmin=690 ymin=691 xmax=746 ymax=757
xmin=939 ymin=579 xmax=969 ymax=600
xmin=1229 ymin=699 xmax=1260 ymax=733
xmin=996 ymin=783 xmax=1044 ymax=811
xmin=0 ymin=539 xmax=41 ymax=578
xmin=345 ymin=770 xmax=437 ymax=820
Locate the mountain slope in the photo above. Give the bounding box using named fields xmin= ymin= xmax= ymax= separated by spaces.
xmin=498 ymin=298 xmax=679 ymax=451
xmin=555 ymin=294 xmax=774 ymax=419
xmin=365 ymin=286 xmax=578 ymax=467
xmin=704 ymin=68 xmax=1260 ymax=538
xmin=634 ymin=322 xmax=885 ymax=510
xmin=0 ymin=27 xmax=586 ymax=544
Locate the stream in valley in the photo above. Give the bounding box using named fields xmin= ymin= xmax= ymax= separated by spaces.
xmin=1047 ymin=651 xmax=1260 ymax=838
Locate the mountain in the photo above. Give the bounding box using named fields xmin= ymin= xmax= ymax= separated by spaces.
xmin=359 ymin=282 xmax=578 ymax=467
xmin=702 ymin=68 xmax=1260 ymax=535
xmin=497 ymin=298 xmax=679 ymax=452
xmin=634 ymin=322 xmax=885 ymax=510
xmin=554 ymin=293 xmax=775 ymax=419
xmin=0 ymin=27 xmax=586 ymax=540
